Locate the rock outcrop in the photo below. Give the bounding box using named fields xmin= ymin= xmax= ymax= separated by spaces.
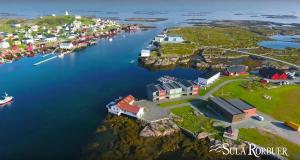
xmin=139 ymin=119 xmax=180 ymax=137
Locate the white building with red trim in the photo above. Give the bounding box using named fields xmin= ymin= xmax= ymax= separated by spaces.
xmin=107 ymin=95 xmax=144 ymax=119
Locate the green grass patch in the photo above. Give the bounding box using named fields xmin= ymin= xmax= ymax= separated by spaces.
xmin=214 ymin=81 xmax=300 ymax=124
xmin=167 ymin=26 xmax=265 ymax=48
xmin=199 ymin=75 xmax=249 ymax=96
xmin=171 ymin=106 xmax=216 ymax=134
xmin=160 ymin=43 xmax=198 ymax=56
xmin=159 ymin=98 xmax=195 ymax=107
xmin=239 ymin=128 xmax=300 ymax=160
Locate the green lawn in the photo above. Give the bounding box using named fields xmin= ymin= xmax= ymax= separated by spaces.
xmin=171 ymin=106 xmax=217 ymax=134
xmin=167 ymin=26 xmax=265 ymax=48
xmin=199 ymin=75 xmax=249 ymax=96
xmin=159 ymin=98 xmax=195 ymax=107
xmin=239 ymin=128 xmax=300 ymax=160
xmin=160 ymin=43 xmax=198 ymax=56
xmin=214 ymin=81 xmax=300 ymax=124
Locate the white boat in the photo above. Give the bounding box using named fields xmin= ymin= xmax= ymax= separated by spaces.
xmin=0 ymin=93 xmax=13 ymax=105
xmin=58 ymin=54 xmax=64 ymax=58
xmin=109 ymin=38 xmax=113 ymax=42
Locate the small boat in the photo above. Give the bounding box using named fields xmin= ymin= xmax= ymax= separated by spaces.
xmin=129 ymin=60 xmax=135 ymax=64
xmin=0 ymin=93 xmax=13 ymax=105
xmin=109 ymin=38 xmax=113 ymax=42
xmin=58 ymin=54 xmax=64 ymax=58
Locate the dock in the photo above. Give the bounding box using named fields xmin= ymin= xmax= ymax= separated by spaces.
xmin=33 ymin=56 xmax=57 ymax=66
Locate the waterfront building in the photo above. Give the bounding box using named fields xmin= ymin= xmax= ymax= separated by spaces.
xmin=107 ymin=95 xmax=144 ymax=119
xmin=154 ymin=34 xmax=167 ymax=42
xmin=176 ymin=80 xmax=200 ymax=96
xmin=197 ymin=71 xmax=220 ymax=86
xmin=163 ymin=82 xmax=182 ymax=99
xmin=60 ymin=41 xmax=74 ymax=50
xmin=11 ymin=23 xmax=21 ymax=28
xmin=147 ymin=84 xmax=167 ymax=101
xmin=140 ymin=49 xmax=151 ymax=57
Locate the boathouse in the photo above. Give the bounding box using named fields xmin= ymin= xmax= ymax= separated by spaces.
xmin=259 ymin=67 xmax=287 ymax=80
xmin=197 ymin=71 xmax=220 ymax=86
xmin=107 ymin=95 xmax=144 ymax=119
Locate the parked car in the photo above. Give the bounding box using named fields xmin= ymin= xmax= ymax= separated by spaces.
xmin=254 ymin=115 xmax=264 ymax=121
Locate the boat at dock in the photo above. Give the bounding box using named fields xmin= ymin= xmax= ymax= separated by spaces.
xmin=0 ymin=93 xmax=13 ymax=105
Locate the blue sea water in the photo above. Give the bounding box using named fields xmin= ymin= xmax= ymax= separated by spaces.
xmin=259 ymin=35 xmax=300 ymax=49
xmin=1 ymin=0 xmax=300 ymax=159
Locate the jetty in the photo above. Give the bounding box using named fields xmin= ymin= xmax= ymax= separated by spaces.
xmin=33 ymin=56 xmax=58 ymax=66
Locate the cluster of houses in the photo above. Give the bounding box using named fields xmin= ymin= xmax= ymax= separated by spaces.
xmin=139 ymin=31 xmax=185 ymax=58
xmin=147 ymin=76 xmax=200 ymax=101
xmin=0 ymin=11 xmax=121 ymax=63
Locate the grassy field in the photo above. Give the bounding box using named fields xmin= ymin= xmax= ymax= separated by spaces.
xmin=159 ymin=98 xmax=195 ymax=107
xmin=168 ymin=26 xmax=265 ymax=48
xmin=213 ymin=81 xmax=300 ymax=124
xmin=198 ymin=75 xmax=249 ymax=96
xmin=239 ymin=128 xmax=300 ymax=160
xmin=171 ymin=106 xmax=217 ymax=134
xmin=160 ymin=43 xmax=198 ymax=56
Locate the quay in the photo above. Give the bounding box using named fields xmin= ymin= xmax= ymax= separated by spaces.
xmin=33 ymin=56 xmax=57 ymax=66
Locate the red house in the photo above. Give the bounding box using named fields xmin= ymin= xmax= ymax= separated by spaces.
xmin=259 ymin=67 xmax=287 ymax=80
xmin=224 ymin=65 xmax=248 ymax=76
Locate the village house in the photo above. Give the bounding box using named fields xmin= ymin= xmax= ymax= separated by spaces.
xmin=224 ymin=65 xmax=248 ymax=76
xmin=165 ymin=36 xmax=184 ymax=43
xmin=60 ymin=41 xmax=74 ymax=50
xmin=106 ymin=95 xmax=144 ymax=119
xmin=259 ymin=67 xmax=288 ymax=80
xmin=45 ymin=36 xmax=57 ymax=42
xmin=0 ymin=41 xmax=10 ymax=49
xmin=11 ymin=23 xmax=21 ymax=28
xmin=140 ymin=49 xmax=151 ymax=57
xmin=22 ymin=38 xmax=35 ymax=44
xmin=197 ymin=71 xmax=220 ymax=86
xmin=154 ymin=34 xmax=167 ymax=42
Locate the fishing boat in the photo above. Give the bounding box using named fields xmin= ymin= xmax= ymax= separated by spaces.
xmin=0 ymin=93 xmax=13 ymax=105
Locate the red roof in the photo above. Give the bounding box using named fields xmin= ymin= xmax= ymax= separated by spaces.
xmin=116 ymin=95 xmax=141 ymax=114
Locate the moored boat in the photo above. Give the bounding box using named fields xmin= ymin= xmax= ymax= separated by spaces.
xmin=0 ymin=93 xmax=14 ymax=105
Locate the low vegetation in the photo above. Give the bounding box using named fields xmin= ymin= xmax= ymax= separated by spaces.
xmin=171 ymin=106 xmax=218 ymax=134
xmin=82 ymin=115 xmax=226 ymax=160
xmin=159 ymin=98 xmax=195 ymax=107
xmin=239 ymin=128 xmax=300 ymax=160
xmin=214 ymin=80 xmax=300 ymax=123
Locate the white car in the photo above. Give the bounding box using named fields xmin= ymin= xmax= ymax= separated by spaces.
xmin=255 ymin=115 xmax=264 ymax=121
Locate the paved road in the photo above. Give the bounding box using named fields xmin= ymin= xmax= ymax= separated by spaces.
xmin=226 ymin=49 xmax=300 ymax=69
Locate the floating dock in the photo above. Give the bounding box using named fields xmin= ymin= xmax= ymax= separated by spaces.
xmin=33 ymin=56 xmax=57 ymax=66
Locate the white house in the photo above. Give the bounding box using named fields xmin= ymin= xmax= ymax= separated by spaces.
xmin=166 ymin=36 xmax=184 ymax=43
xmin=106 ymin=95 xmax=144 ymax=119
xmin=0 ymin=41 xmax=10 ymax=49
xmin=140 ymin=49 xmax=151 ymax=57
xmin=11 ymin=23 xmax=21 ymax=28
xmin=197 ymin=71 xmax=220 ymax=86
xmin=60 ymin=42 xmax=74 ymax=50
xmin=45 ymin=36 xmax=57 ymax=42
xmin=22 ymin=38 xmax=35 ymax=44
xmin=75 ymin=15 xmax=82 ymax=19
xmin=154 ymin=34 xmax=167 ymax=42
xmin=31 ymin=25 xmax=39 ymax=32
